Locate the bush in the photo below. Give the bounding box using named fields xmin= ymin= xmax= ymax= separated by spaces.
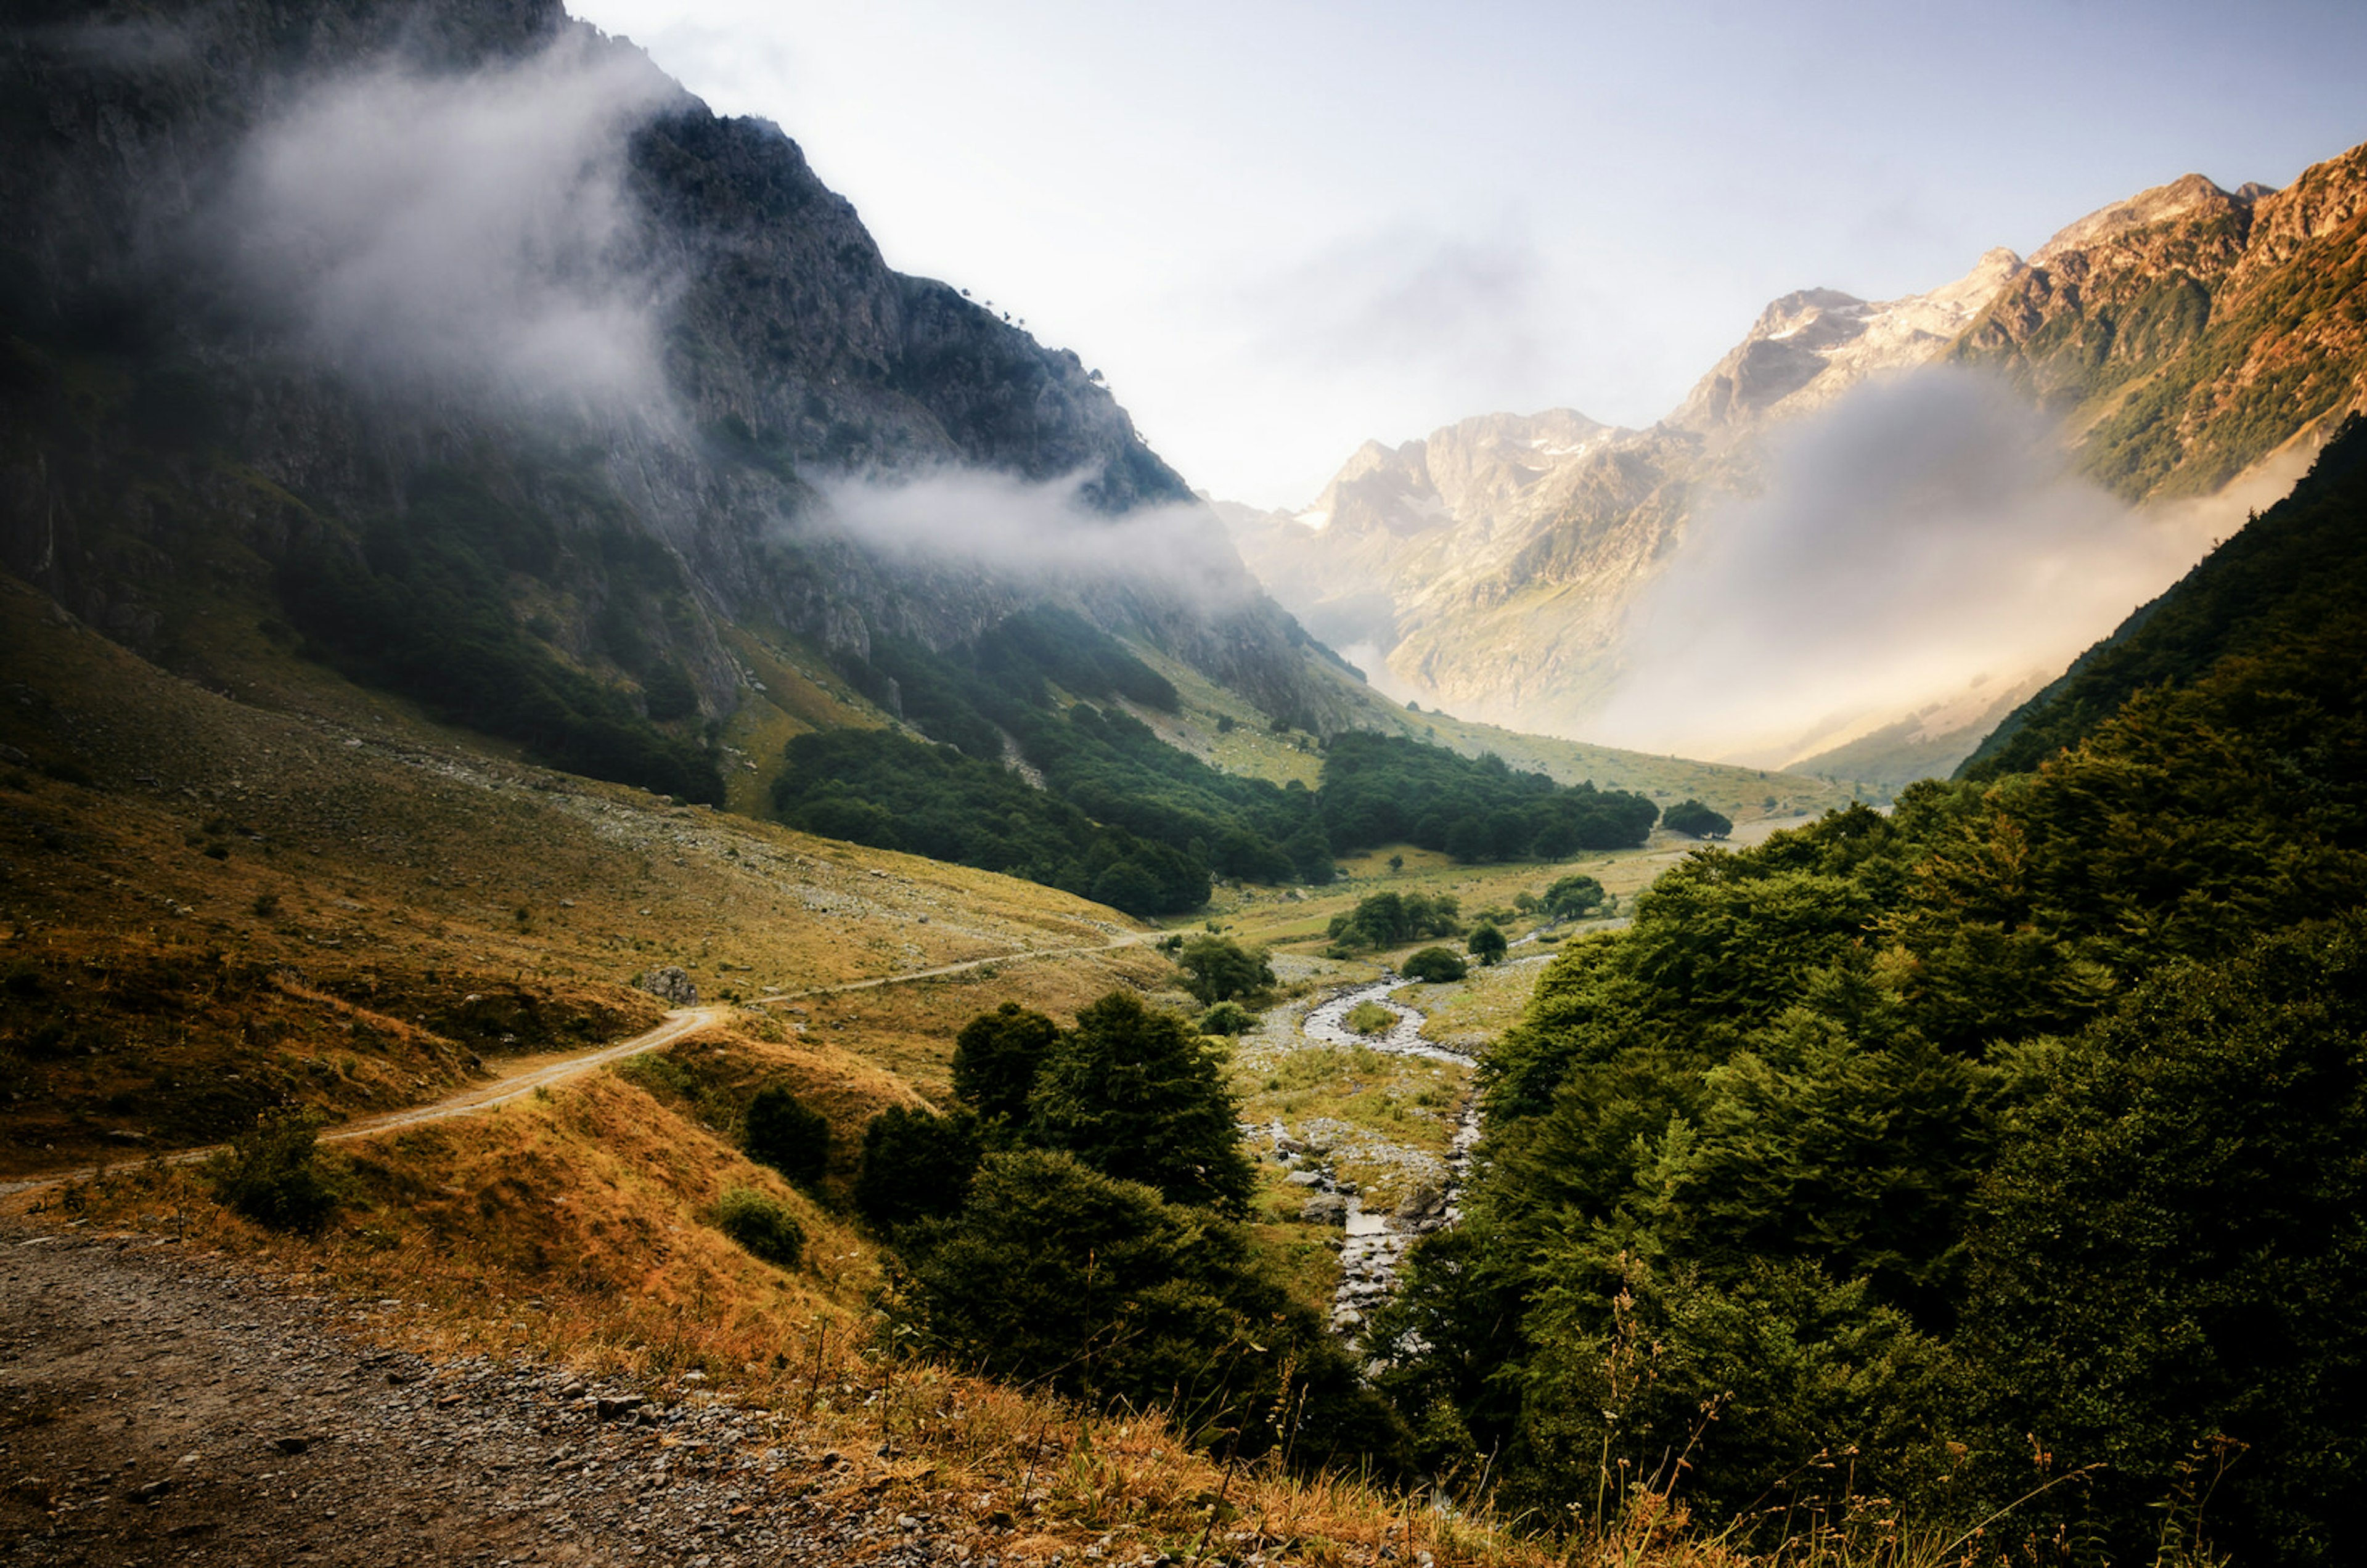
xmin=1661 ymin=798 xmax=1733 ymax=838
xmin=888 ymin=1149 xmax=1400 ymax=1463
xmin=1029 ymin=990 xmax=1257 ymax=1212
xmin=1400 ymin=946 xmax=1467 ymax=983
xmin=1327 ymin=890 xmax=1461 ymax=952
xmin=1175 ymin=934 xmax=1273 ymax=1004
xmin=204 ymin=1107 xmax=340 ymax=1232
xmin=950 ymin=1002 xmax=1059 ymax=1125
xmin=1540 ymin=873 xmax=1606 ymax=920
xmin=743 ymin=1083 xmax=830 ymax=1189
xmin=1467 ymin=922 xmax=1508 ymax=966
xmin=1199 ymin=1001 xmax=1256 ymax=1035
xmin=854 ymin=1106 xmax=981 ymax=1233
xmin=713 ymin=1186 xmax=804 ymax=1268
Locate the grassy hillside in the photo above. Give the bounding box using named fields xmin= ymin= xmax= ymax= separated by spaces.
xmin=0 ymin=571 xmax=1171 ymax=1174
xmin=1120 ymin=638 xmax=1852 ymax=826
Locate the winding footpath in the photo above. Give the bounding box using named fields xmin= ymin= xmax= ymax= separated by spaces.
xmin=0 ymin=931 xmax=1151 ymax=1199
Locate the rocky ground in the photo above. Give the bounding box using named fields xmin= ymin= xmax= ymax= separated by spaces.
xmin=0 ymin=1225 xmax=1036 ymax=1567
xmin=1237 ymin=978 xmax=1486 ymax=1344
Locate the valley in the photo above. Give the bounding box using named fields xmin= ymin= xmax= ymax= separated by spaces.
xmin=1224 ymin=146 xmax=2367 ymax=783
xmin=4 ymin=2 xmax=2365 ymax=1565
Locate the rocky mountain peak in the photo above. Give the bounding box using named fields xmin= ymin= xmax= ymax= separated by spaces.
xmin=1669 ymin=250 xmax=2026 ymax=435
xmin=2029 ymin=170 xmax=2251 ymax=266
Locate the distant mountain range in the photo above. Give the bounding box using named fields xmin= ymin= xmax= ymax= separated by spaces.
xmin=1222 ymin=142 xmax=2367 ymax=783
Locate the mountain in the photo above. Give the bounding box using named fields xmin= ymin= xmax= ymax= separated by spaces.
xmin=2 ymin=0 xmax=1852 ymax=929
xmin=1226 ymin=246 xmax=2045 ymax=753
xmin=0 ymin=0 xmax=1354 ymax=813
xmin=1959 ymin=411 xmax=2367 ymax=780
xmin=1228 ymin=145 xmax=2367 ymax=782
xmin=1955 ymin=149 xmax=2367 ymax=499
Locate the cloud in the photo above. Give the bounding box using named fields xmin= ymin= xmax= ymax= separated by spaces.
xmin=227 ymin=31 xmax=681 ymax=407
xmin=1587 ymin=367 xmax=2218 ymax=761
xmin=812 ymin=467 xmax=1257 ymax=605
xmin=1239 ymin=224 xmax=1553 ymax=402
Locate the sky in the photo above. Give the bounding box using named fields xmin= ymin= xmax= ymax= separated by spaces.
xmin=568 ymin=1 xmax=2367 ymax=508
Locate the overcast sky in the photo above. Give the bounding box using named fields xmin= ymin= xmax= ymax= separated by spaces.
xmin=570 ymin=0 xmax=2367 ymax=508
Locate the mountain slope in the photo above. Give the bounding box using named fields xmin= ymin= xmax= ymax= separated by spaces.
xmin=1960 ymin=412 xmax=2367 ymax=780
xmin=0 ymin=0 xmax=1353 ymax=814
xmin=1230 ymin=142 xmax=2367 ymax=780
xmin=1955 ymin=149 xmax=2367 ymax=499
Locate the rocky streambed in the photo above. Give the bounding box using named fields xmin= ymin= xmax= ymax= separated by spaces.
xmin=1252 ymin=976 xmax=1488 ymax=1347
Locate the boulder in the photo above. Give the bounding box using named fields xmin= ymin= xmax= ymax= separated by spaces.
xmin=1299 ymin=1193 xmax=1349 ymax=1226
xmin=634 ymin=966 xmax=699 ymax=1006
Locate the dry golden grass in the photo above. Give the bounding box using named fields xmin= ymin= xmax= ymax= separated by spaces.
xmin=0 ymin=575 xmax=1152 ymax=1173
xmin=30 ymin=1060 xmax=1599 ymax=1568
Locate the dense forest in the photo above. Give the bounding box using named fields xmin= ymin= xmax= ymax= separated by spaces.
xmin=1370 ymin=420 xmax=2367 ymax=1565
xmin=775 ymin=610 xmax=1661 ymax=913
xmin=1320 ymin=732 xmax=1659 ymax=859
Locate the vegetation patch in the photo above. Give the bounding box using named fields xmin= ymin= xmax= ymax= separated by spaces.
xmin=203 ymin=1106 xmax=341 ymax=1232
xmin=711 ymin=1185 xmax=805 ymax=1268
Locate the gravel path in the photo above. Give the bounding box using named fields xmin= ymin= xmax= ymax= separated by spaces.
xmin=0 ymin=1010 xmax=731 ymax=1201
xmin=0 ymin=1226 xmax=984 ymax=1567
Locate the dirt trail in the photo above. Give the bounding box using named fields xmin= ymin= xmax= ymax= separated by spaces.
xmin=750 ymin=931 xmax=1148 ymax=1002
xmin=0 ymin=1227 xmax=980 ymax=1566
xmin=0 ymin=931 xmax=1151 ymax=1198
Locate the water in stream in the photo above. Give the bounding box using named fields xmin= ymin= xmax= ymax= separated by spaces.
xmin=1267 ymin=976 xmax=1487 ymax=1342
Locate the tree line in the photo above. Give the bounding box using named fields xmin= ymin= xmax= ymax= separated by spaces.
xmin=775 ymin=614 xmax=1664 ymax=913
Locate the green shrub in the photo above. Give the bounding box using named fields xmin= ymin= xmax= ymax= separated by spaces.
xmin=1400 ymin=946 xmax=1466 ymax=983
xmin=887 ymin=1149 xmax=1400 ymax=1464
xmin=1198 ymin=1001 xmax=1256 ymax=1035
xmin=713 ymin=1186 xmax=804 ymax=1268
xmin=1327 ymin=890 xmax=1461 ymax=952
xmin=743 ymin=1083 xmax=830 ymax=1190
xmin=1466 ymin=922 xmax=1508 ymax=966
xmin=1029 ymin=990 xmax=1256 ymax=1212
xmin=950 ymin=1002 xmax=1058 ymax=1125
xmin=854 ymin=1106 xmax=980 ymax=1233
xmin=1661 ymin=798 xmax=1733 ymax=838
xmin=1540 ymin=873 xmax=1606 ymax=920
xmin=1175 ymin=934 xmax=1273 ymax=1003
xmin=203 ymin=1107 xmax=340 ymax=1232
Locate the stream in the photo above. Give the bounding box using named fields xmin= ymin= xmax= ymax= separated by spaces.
xmin=1265 ymin=975 xmax=1489 ymax=1343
